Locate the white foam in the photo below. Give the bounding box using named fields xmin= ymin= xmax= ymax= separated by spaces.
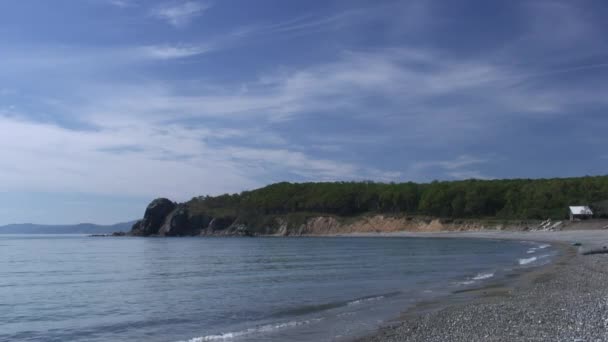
xmin=457 ymin=271 xmax=495 ymax=286
xmin=527 ymin=244 xmax=550 ymax=254
xmin=473 ymin=272 xmax=495 ymax=280
xmin=347 ymin=295 xmax=385 ymax=306
xmin=458 ymin=280 xmax=475 ymax=285
xmin=182 ymin=318 xmax=323 ymax=341
xmin=518 ymin=256 xmax=537 ymax=265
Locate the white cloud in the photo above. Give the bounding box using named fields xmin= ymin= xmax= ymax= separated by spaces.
xmin=152 ymin=1 xmax=211 ymax=27
xmin=0 ymin=112 xmax=399 ymax=200
xmin=138 ymin=44 xmax=212 ymax=59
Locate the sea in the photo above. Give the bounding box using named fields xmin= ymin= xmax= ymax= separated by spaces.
xmin=0 ymin=235 xmax=556 ymax=342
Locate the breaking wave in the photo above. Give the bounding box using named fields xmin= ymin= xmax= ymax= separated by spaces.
xmin=526 ymin=243 xmax=551 ymax=254
xmin=473 ymin=272 xmax=495 ymax=280
xmin=347 ymin=295 xmax=386 ymax=306
xmin=457 ymin=271 xmax=495 ymax=285
xmin=518 ymin=256 xmax=537 ymax=265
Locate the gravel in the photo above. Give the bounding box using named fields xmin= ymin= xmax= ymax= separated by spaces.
xmin=356 ymin=243 xmax=608 ymax=342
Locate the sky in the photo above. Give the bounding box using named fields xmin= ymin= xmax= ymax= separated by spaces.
xmin=0 ymin=0 xmax=608 ymax=225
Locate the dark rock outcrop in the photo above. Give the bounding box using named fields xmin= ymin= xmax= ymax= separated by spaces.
xmin=199 ymin=216 xmax=236 ymax=236
xmin=208 ymin=216 xmax=235 ymax=231
xmin=233 ymin=224 xmax=254 ymax=237
xmin=158 ymin=205 xmax=195 ymax=236
xmin=131 ymin=198 xmax=176 ymax=236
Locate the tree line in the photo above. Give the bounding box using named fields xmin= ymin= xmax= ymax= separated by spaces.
xmin=186 ymin=176 xmax=608 ymax=220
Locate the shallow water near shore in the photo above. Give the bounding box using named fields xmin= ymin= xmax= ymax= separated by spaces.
xmin=0 ymin=235 xmax=556 ymax=342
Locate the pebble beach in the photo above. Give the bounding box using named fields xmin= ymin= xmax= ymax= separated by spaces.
xmin=355 ymin=230 xmax=608 ymax=342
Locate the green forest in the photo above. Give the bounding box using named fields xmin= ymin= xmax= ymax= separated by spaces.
xmin=186 ymin=176 xmax=608 ymax=220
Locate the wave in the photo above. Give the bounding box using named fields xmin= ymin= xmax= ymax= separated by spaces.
xmin=273 ymin=292 xmax=400 ymax=317
xmin=527 ymin=243 xmax=551 ymax=254
xmin=458 ymin=280 xmax=475 ymax=285
xmin=457 ymin=271 xmax=495 ymax=285
xmin=473 ymin=272 xmax=495 ymax=280
xmin=347 ymin=295 xmax=386 ymax=306
xmin=518 ymin=256 xmax=537 ymax=265
xmin=182 ymin=318 xmax=323 ymax=341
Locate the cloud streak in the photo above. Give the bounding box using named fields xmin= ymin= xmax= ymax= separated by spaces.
xmin=2 ymin=0 xmax=608 ymax=205
xmin=0 ymin=111 xmax=400 ymax=200
xmin=151 ymin=1 xmax=211 ymax=27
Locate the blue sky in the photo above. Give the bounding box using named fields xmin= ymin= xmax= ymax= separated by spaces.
xmin=1 ymin=0 xmax=608 ymax=224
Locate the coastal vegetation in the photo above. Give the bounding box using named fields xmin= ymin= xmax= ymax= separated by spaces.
xmin=189 ymin=175 xmax=608 ymax=220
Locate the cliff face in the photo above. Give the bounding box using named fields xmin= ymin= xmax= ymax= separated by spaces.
xmin=130 ymin=198 xmax=243 ymax=237
xmin=271 ymin=216 xmax=533 ymax=235
xmin=128 ymin=198 xmax=539 ymax=237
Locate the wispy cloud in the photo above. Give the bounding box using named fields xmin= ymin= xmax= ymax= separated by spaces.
xmin=138 ymin=44 xmax=212 ymax=59
xmin=106 ymin=0 xmax=136 ymax=8
xmin=411 ymin=155 xmax=492 ymax=180
xmin=0 ymin=112 xmax=400 ymax=199
xmin=436 ymin=155 xmax=489 ymax=171
xmin=2 ymin=0 xmax=608 ymax=205
xmin=151 ymin=1 xmax=211 ymax=27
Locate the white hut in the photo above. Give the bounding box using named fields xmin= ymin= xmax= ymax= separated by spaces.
xmin=569 ymin=206 xmax=593 ymax=221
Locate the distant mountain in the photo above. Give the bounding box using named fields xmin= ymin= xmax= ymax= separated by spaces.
xmin=0 ymin=221 xmax=136 ymax=234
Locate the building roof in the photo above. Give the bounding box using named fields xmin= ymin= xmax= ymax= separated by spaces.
xmin=569 ymin=206 xmax=593 ymax=215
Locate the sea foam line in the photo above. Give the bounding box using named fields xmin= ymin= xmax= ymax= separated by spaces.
xmin=457 ymin=271 xmax=495 ymax=285
xmin=181 ymin=318 xmax=323 ymax=342
xmin=519 ymin=256 xmax=537 ymax=265
xmin=347 ymin=295 xmax=385 ymax=306
xmin=472 ymin=272 xmax=495 ymax=280
xmin=527 ymin=243 xmax=551 ymax=254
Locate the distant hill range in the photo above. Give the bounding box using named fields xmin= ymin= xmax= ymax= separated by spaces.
xmin=0 ymin=221 xmax=136 ymax=234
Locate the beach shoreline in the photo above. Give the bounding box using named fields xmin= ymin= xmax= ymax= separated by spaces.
xmin=351 ymin=229 xmax=608 ymax=342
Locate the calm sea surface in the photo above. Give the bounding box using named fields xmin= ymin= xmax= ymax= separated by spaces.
xmin=0 ymin=235 xmax=555 ymax=342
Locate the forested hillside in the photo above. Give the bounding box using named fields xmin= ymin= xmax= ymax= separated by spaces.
xmin=187 ymin=176 xmax=608 ymax=220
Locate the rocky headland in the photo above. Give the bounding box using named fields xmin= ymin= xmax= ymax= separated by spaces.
xmin=125 ymin=197 xmax=607 ymax=237
xmin=129 ymin=198 xmax=252 ymax=237
xmin=122 ymin=178 xmax=608 ymax=237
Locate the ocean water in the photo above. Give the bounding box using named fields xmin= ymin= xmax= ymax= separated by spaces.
xmin=0 ymin=235 xmax=555 ymax=342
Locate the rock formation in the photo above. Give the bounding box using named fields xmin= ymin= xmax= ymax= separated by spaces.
xmin=131 ymin=198 xmax=176 ymax=236
xmin=158 ymin=205 xmax=192 ymax=236
xmin=126 ymin=198 xmax=544 ymax=237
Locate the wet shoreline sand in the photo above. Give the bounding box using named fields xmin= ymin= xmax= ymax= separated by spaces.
xmin=352 ymin=230 xmax=608 ymax=342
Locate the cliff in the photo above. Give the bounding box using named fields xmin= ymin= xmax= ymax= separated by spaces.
xmin=127 ymin=176 xmax=608 ymax=236
xmin=127 ymin=197 xmax=549 ymax=237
